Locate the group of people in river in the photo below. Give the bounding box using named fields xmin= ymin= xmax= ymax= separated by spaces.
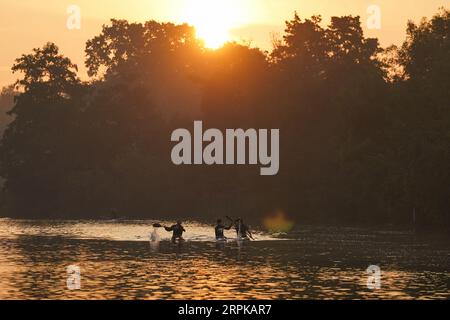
xmin=162 ymin=217 xmax=253 ymax=243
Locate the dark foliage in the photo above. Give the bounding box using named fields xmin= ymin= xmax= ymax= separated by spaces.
xmin=0 ymin=9 xmax=448 ymax=231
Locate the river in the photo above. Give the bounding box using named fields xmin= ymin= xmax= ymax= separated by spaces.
xmin=0 ymin=219 xmax=448 ymax=299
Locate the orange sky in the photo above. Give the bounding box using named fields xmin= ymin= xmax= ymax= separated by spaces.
xmin=0 ymin=0 xmax=448 ymax=87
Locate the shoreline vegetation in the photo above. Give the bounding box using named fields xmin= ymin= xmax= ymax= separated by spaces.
xmin=0 ymin=9 xmax=448 ymax=233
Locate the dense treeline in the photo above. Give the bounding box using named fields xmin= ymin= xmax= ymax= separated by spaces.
xmin=0 ymin=9 xmax=448 ymax=231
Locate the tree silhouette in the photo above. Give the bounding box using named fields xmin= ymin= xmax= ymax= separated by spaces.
xmin=0 ymin=10 xmax=448 ymax=232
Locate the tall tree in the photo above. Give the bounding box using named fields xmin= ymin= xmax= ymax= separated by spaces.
xmin=0 ymin=43 xmax=82 ymax=216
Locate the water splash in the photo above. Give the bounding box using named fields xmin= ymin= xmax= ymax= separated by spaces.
xmin=149 ymin=227 xmax=160 ymax=252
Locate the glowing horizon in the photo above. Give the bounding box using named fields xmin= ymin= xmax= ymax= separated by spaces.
xmin=0 ymin=0 xmax=448 ymax=86
xmin=179 ymin=0 xmax=248 ymax=49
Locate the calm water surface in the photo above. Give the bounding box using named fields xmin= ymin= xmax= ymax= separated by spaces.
xmin=0 ymin=219 xmax=448 ymax=299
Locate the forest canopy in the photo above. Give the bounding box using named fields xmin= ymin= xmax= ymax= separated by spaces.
xmin=0 ymin=9 xmax=448 ymax=232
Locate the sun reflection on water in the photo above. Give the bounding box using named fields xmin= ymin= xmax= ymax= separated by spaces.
xmin=0 ymin=219 xmax=448 ymax=299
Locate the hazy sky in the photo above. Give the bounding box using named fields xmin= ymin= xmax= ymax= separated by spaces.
xmin=0 ymin=0 xmax=448 ymax=87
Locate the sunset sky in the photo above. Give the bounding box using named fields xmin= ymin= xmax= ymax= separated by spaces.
xmin=0 ymin=0 xmax=448 ymax=87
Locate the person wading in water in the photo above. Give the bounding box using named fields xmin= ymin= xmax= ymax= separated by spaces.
xmin=227 ymin=217 xmax=254 ymax=240
xmin=164 ymin=220 xmax=186 ymax=243
xmin=214 ymin=219 xmax=232 ymax=240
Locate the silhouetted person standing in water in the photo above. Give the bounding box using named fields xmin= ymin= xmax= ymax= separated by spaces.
xmin=234 ymin=218 xmax=253 ymax=240
xmin=215 ymin=219 xmax=232 ymax=240
xmin=164 ymin=220 xmax=186 ymax=243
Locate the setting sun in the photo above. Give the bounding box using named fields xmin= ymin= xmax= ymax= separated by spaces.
xmin=182 ymin=0 xmax=244 ymax=49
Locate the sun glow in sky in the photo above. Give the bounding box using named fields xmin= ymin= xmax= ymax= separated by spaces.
xmin=0 ymin=0 xmax=448 ymax=87
xmin=180 ymin=0 xmax=248 ymax=48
